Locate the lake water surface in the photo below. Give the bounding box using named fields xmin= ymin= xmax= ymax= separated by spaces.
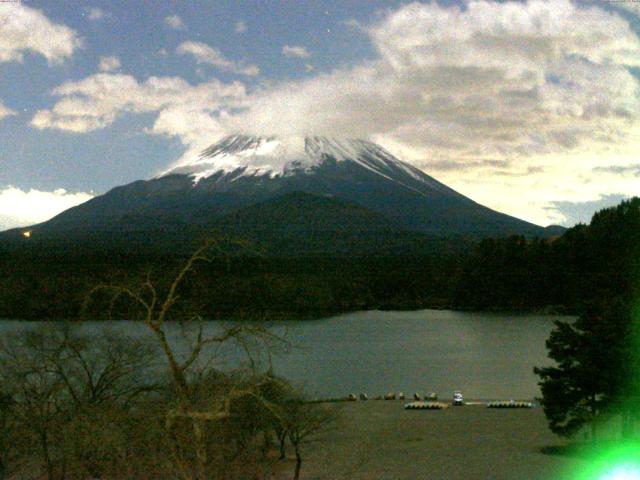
xmin=0 ymin=309 xmax=563 ymax=400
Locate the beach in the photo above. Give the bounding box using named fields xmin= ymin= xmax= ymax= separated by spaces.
xmin=293 ymin=401 xmax=585 ymax=480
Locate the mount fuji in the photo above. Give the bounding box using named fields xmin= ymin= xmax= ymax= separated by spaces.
xmin=2 ymin=136 xmax=558 ymax=253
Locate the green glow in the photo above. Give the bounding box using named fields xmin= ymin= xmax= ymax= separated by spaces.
xmin=574 ymin=441 xmax=640 ymax=480
xmin=600 ymin=464 xmax=640 ymax=480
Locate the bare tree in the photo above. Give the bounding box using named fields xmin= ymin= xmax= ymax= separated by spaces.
xmin=0 ymin=325 xmax=159 ymax=480
xmin=280 ymin=399 xmax=336 ymax=480
xmin=1 ymin=329 xmax=72 ymax=480
xmin=83 ymin=239 xmax=286 ymax=480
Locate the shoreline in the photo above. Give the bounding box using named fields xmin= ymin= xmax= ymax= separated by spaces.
xmin=0 ymin=305 xmax=575 ymax=323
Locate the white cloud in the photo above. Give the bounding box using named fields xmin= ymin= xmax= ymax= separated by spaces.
xmin=164 ymin=15 xmax=185 ymax=30
xmin=30 ymin=73 xmax=246 ymax=134
xmin=222 ymin=0 xmax=640 ymax=225
xmin=0 ymin=101 xmax=16 ymax=121
xmin=150 ymin=105 xmax=227 ymax=147
xmin=612 ymin=2 xmax=640 ymax=16
xmin=0 ymin=3 xmax=82 ymax=64
xmin=235 ymin=21 xmax=247 ymax=33
xmin=177 ymin=41 xmax=259 ymax=76
xmin=0 ymin=187 xmax=93 ymax=231
xmin=98 ymin=55 xmax=121 ymax=72
xmin=87 ymin=7 xmax=107 ymax=21
xmin=282 ymin=45 xmax=311 ymax=58
xmin=32 ymin=0 xmax=640 ymax=225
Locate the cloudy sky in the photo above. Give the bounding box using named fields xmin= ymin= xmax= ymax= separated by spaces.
xmin=1 ymin=0 xmax=640 ymax=230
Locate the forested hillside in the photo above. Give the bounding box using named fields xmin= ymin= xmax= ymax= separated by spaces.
xmin=454 ymin=197 xmax=640 ymax=312
xmin=0 ymin=198 xmax=637 ymax=321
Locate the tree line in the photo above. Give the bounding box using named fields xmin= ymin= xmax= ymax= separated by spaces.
xmin=0 ymin=200 xmax=638 ymax=324
xmin=453 ymin=201 xmax=638 ymax=312
xmin=0 ymin=248 xmax=464 ymax=321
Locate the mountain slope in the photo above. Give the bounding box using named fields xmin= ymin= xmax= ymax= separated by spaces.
xmin=2 ymin=136 xmax=554 ymax=248
xmin=217 ymin=191 xmax=454 ymax=256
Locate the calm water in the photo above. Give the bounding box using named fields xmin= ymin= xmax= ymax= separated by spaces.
xmin=0 ymin=309 xmax=563 ymax=400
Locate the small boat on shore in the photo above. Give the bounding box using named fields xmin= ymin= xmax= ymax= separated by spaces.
xmin=404 ymin=401 xmax=449 ymax=410
xmin=487 ymin=400 xmax=534 ymax=409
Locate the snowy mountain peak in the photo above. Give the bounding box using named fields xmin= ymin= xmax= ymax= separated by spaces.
xmin=13 ymin=136 xmax=546 ymax=241
xmin=160 ymin=135 xmax=435 ymax=188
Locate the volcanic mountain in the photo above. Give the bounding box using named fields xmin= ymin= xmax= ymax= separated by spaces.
xmin=2 ymin=136 xmax=557 ymax=252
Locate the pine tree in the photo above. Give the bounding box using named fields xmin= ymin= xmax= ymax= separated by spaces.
xmin=535 ymin=198 xmax=640 ymax=439
xmin=534 ymin=300 xmax=630 ymax=438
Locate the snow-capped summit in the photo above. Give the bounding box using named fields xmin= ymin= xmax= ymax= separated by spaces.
xmin=8 ymin=134 xmax=550 ymax=242
xmin=160 ymin=135 xmax=450 ymax=194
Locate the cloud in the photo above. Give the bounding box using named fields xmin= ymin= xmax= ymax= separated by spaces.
xmin=0 ymin=186 xmax=93 ymax=231
xmin=593 ymin=163 xmax=640 ymax=176
xmin=32 ymin=0 xmax=640 ymax=225
xmin=30 ymin=73 xmax=246 ymax=134
xmin=217 ymin=1 xmax=640 ymax=152
xmin=87 ymin=7 xmax=108 ymax=21
xmin=219 ymin=0 xmax=640 ymax=225
xmin=546 ymin=193 xmax=631 ymax=226
xmin=611 ymin=2 xmax=640 ymax=16
xmin=0 ymin=101 xmax=16 ymax=121
xmin=98 ymin=55 xmax=121 ymax=72
xmin=177 ymin=41 xmax=259 ymax=76
xmin=235 ymin=21 xmax=247 ymax=33
xmin=164 ymin=15 xmax=185 ymax=30
xmin=0 ymin=3 xmax=82 ymax=64
xmin=282 ymin=45 xmax=311 ymax=58
xmin=429 ymin=158 xmax=512 ymax=172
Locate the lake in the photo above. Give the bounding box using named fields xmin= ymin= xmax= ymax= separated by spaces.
xmin=0 ymin=309 xmax=563 ymax=400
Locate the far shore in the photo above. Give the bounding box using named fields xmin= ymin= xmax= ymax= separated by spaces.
xmin=0 ymin=304 xmax=576 ymax=323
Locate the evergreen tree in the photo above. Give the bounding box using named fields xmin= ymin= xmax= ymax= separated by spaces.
xmin=535 ymin=198 xmax=640 ymax=438
xmin=534 ymin=300 xmax=630 ymax=437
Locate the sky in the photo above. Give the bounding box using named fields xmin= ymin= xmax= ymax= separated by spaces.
xmin=1 ymin=0 xmax=640 ymax=230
